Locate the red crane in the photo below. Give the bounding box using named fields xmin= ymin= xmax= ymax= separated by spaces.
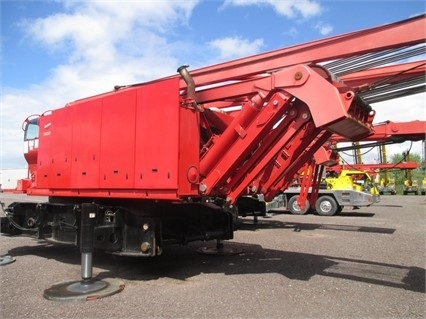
xmin=1 ymin=15 xmax=424 ymax=300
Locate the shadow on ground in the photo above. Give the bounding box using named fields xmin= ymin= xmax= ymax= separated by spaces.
xmin=4 ymin=237 xmax=423 ymax=294
xmin=236 ymin=218 xmax=395 ymax=234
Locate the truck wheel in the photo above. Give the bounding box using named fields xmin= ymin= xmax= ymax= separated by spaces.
xmin=288 ymin=196 xmax=310 ymax=215
xmin=315 ymin=196 xmax=338 ymax=216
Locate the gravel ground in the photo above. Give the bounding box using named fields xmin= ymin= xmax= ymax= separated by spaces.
xmin=0 ymin=193 xmax=425 ymax=319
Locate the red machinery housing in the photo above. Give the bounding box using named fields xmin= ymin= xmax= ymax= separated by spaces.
xmin=2 ymin=15 xmax=425 ymax=258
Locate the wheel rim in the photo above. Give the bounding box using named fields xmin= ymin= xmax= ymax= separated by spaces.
xmin=292 ymin=202 xmax=302 ymax=212
xmin=319 ymin=201 xmax=332 ymax=213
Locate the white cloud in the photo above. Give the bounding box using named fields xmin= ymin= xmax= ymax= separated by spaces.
xmin=24 ymin=1 xmax=198 ymax=71
xmin=1 ymin=0 xmax=199 ymax=169
xmin=1 ymin=0 xmax=424 ymax=171
xmin=61 ymin=0 xmax=197 ymax=31
xmin=372 ymin=93 xmax=425 ymax=124
xmin=315 ymin=21 xmax=333 ymax=36
xmin=222 ymin=0 xmax=322 ymax=19
xmin=283 ymin=27 xmax=299 ymax=38
xmin=208 ymin=36 xmax=264 ymax=60
xmin=372 ymin=93 xmax=425 ymax=160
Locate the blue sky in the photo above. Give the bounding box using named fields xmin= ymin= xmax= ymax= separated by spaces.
xmin=1 ymin=0 xmax=425 ymax=170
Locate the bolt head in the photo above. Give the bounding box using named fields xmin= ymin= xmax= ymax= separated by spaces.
xmin=294 ymin=72 xmax=303 ymax=80
xmin=140 ymin=242 xmax=151 ymax=253
xmin=142 ymin=223 xmax=149 ymax=232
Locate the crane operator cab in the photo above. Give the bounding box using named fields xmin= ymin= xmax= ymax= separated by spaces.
xmin=22 ymin=115 xmax=40 ymax=187
xmin=23 ymin=115 xmax=40 ymax=163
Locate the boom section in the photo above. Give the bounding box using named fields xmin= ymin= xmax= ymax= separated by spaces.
xmin=330 ymin=120 xmax=426 ymax=145
xmin=176 ymin=14 xmax=425 ymax=89
xmin=198 ymin=64 xmax=374 ymax=203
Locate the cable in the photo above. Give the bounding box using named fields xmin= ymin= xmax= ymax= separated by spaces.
xmin=5 ymin=215 xmax=38 ymax=232
xmin=339 ymin=141 xmax=414 ymax=174
xmin=340 ymin=145 xmax=376 ymax=158
xmin=367 ymin=62 xmax=426 ymax=89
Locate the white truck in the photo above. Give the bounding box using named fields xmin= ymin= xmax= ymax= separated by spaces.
xmin=267 ymin=187 xmax=376 ymax=216
xmin=267 ymin=170 xmax=380 ymax=216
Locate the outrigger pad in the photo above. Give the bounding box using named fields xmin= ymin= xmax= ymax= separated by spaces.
xmin=43 ymin=278 xmax=125 ymax=302
xmin=0 ymin=255 xmax=16 ymax=266
xmin=197 ymin=242 xmax=243 ymax=256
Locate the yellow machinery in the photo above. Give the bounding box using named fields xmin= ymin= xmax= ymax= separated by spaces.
xmin=421 ymin=177 xmax=426 ymax=196
xmin=377 ymin=144 xmax=396 ymax=195
xmin=325 ymin=170 xmax=380 ymax=202
xmin=403 ymin=179 xmax=419 ymax=195
xmin=379 ymin=178 xmax=396 ymax=195
xmin=402 ymin=152 xmax=419 ymax=195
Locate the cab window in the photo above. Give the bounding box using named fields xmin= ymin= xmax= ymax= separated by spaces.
xmin=24 ymin=118 xmax=39 ymax=141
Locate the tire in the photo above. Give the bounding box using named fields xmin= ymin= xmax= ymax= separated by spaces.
xmin=288 ymin=196 xmax=310 ymax=215
xmin=315 ymin=196 xmax=338 ymax=216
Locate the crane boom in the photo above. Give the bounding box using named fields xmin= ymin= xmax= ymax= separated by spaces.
xmin=330 ymin=120 xmax=426 ymax=147
xmin=177 ymin=14 xmax=425 ymax=89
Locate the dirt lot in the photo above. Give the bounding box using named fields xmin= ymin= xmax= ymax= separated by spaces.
xmin=0 ymin=193 xmax=425 ymax=319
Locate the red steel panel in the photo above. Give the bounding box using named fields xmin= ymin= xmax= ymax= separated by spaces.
xmin=31 ymin=77 xmax=199 ymax=199
xmin=71 ymin=99 xmax=102 ymax=188
xmin=99 ymin=90 xmax=136 ymax=189
xmin=134 ymin=78 xmax=181 ymax=191
xmin=35 ymin=114 xmax=52 ymax=189
xmin=36 ymin=108 xmax=73 ymax=189
xmin=177 ymin=106 xmax=200 ymax=196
